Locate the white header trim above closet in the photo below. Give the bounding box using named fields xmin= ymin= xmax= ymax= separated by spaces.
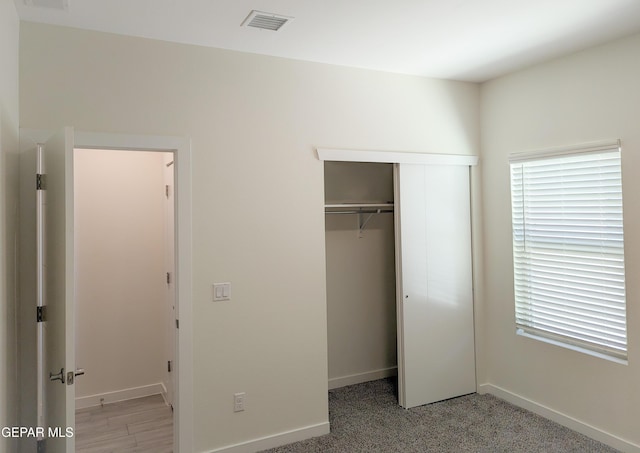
xmin=316 ymin=148 xmax=478 ymax=166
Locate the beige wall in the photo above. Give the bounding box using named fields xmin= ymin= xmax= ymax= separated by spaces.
xmin=14 ymin=15 xmax=640 ymax=452
xmin=19 ymin=22 xmax=479 ymax=451
xmin=324 ymin=162 xmax=397 ymax=386
xmin=74 ymin=149 xmax=168 ymax=403
xmin=0 ymin=0 xmax=20 ymax=451
xmin=480 ymin=33 xmax=640 ymax=447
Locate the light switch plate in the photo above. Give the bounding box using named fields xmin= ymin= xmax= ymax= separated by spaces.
xmin=213 ymin=282 xmax=231 ymax=301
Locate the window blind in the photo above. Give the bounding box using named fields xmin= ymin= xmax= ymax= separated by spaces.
xmin=509 ymin=143 xmax=627 ymax=360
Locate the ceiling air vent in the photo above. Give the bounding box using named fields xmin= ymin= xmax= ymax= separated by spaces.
xmin=24 ymin=0 xmax=69 ymax=10
xmin=241 ymin=10 xmax=292 ymax=31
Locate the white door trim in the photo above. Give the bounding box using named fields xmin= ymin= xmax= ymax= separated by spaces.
xmin=317 ymin=148 xmax=479 ymax=166
xmin=21 ymin=128 xmax=194 ymax=453
xmin=74 ymin=131 xmax=193 ymax=453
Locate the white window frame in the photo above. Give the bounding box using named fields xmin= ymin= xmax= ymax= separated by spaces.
xmin=509 ymin=140 xmax=628 ymax=363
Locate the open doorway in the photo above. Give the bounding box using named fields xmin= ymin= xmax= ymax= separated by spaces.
xmin=73 ymin=148 xmax=176 ymax=451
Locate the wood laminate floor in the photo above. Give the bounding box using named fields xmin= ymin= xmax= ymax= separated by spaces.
xmin=75 ymin=394 xmax=173 ymax=453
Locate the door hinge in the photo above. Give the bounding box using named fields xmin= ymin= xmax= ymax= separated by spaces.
xmin=168 ymin=360 xmax=172 ymax=373
xmin=36 ymin=173 xmax=46 ymax=190
xmin=36 ymin=306 xmax=46 ymax=323
xmin=175 ymin=319 xmax=179 ymax=329
xmin=166 ymin=272 xmax=171 ymax=285
xmin=165 ymin=184 xmax=170 ymax=199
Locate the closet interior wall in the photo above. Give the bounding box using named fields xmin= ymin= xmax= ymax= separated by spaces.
xmin=324 ymin=162 xmax=397 ymax=389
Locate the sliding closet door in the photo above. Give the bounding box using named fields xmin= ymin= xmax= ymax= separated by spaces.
xmin=395 ymin=163 xmax=475 ymax=409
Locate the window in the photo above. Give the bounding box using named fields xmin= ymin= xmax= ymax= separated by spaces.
xmin=509 ymin=141 xmax=627 ymax=361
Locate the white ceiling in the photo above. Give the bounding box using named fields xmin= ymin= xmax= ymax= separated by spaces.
xmin=13 ymin=0 xmax=640 ymax=82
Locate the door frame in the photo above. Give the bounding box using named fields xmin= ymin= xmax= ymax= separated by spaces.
xmin=22 ymin=128 xmax=194 ymax=453
xmin=162 ymin=151 xmax=177 ymax=409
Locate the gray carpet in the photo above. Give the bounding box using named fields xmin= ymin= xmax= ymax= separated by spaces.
xmin=261 ymin=378 xmax=619 ymax=453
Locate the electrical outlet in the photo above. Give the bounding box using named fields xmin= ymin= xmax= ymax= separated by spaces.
xmin=233 ymin=392 xmax=245 ymax=412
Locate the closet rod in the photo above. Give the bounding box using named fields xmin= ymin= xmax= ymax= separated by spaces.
xmin=325 ymin=203 xmax=393 ymax=209
xmin=324 ymin=209 xmax=394 ymax=215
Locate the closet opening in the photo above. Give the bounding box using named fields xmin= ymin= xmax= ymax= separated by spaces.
xmin=324 ymin=161 xmax=399 ymax=399
xmin=321 ymin=149 xmax=478 ymax=411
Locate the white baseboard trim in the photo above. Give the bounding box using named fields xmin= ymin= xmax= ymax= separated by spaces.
xmin=75 ymin=382 xmax=167 ymax=409
xmin=328 ymin=366 xmax=398 ymax=390
xmin=208 ymin=422 xmax=330 ymax=453
xmin=478 ymin=383 xmax=640 ymax=453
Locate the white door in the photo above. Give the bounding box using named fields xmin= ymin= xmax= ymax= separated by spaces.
xmin=40 ymin=128 xmax=76 ymax=452
xmin=395 ymin=163 xmax=476 ymax=409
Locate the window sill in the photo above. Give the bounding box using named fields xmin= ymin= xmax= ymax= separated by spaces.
xmin=516 ymin=329 xmax=628 ymax=366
